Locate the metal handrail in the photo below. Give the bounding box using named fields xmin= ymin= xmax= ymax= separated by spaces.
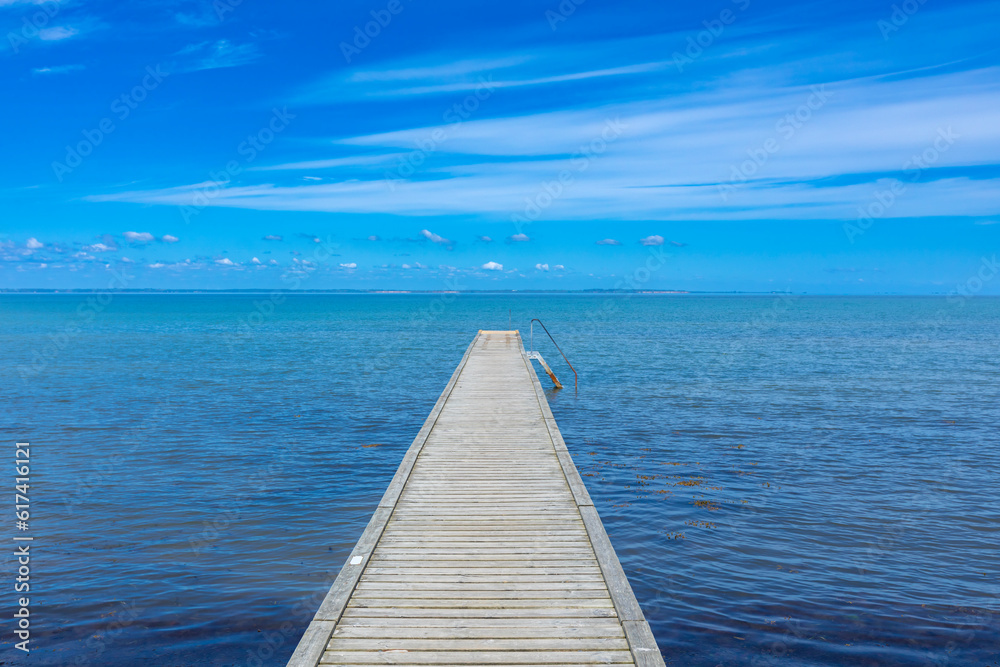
xmin=529 ymin=318 xmax=578 ymax=390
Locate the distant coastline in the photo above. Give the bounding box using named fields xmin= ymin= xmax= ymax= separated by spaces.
xmin=0 ymin=288 xmax=823 ymax=295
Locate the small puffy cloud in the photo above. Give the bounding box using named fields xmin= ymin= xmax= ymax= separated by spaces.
xmin=479 ymin=236 xmax=493 ymax=242
xmin=251 ymin=257 xmax=261 ymax=264
xmin=162 ymin=234 xmax=179 ymax=243
xmin=507 ymin=233 xmax=530 ymax=243
xmin=596 ymin=238 xmax=622 ymax=246
xmin=148 ymin=263 xmax=166 ymax=268
xmin=25 ymin=238 xmax=43 ymax=249
xmin=263 ymin=235 xmax=283 ymax=241
xmin=73 ymin=251 xmax=95 ymax=260
xmin=367 ymin=235 xmax=379 ymax=241
xmin=340 ymin=262 xmax=357 ymax=269
xmin=401 ymin=263 xmax=411 ymax=269
xmin=215 ymin=258 xmax=235 ymax=266
xmin=535 ymin=263 xmax=550 ymax=271
xmin=268 ymin=259 xmax=279 ymax=265
xmin=421 ymin=229 xmax=453 ymax=247
xmin=124 ymin=231 xmax=155 ymax=244
xmin=639 ymin=235 xmax=664 ymax=246
xmin=298 ymin=233 xmax=321 ymax=243
xmin=482 ymin=261 xmax=503 ymax=271
xmin=83 ymin=243 xmax=116 ymax=252
xmin=554 ymin=264 xmax=565 ymax=270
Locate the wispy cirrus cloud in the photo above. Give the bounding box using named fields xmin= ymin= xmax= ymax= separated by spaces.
xmin=172 ymin=40 xmax=260 ymax=72
xmin=87 ymin=4 xmax=1000 ymax=223
xmin=33 ymin=63 xmax=84 ymax=75
xmin=37 ymin=25 xmax=78 ymax=41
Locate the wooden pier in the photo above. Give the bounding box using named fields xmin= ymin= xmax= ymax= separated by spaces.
xmin=288 ymin=330 xmax=663 ymax=666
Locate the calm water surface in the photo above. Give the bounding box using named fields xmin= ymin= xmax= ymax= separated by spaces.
xmin=1 ymin=294 xmax=998 ymax=666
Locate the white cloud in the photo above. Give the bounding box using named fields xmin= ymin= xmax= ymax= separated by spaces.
xmin=482 ymin=261 xmax=503 ymax=271
xmin=479 ymin=236 xmax=493 ymax=242
xmin=83 ymin=243 xmax=116 ymax=252
xmin=162 ymin=234 xmax=179 ymax=243
xmin=535 ymin=263 xmax=550 ymax=271
xmin=554 ymin=264 xmax=565 ymax=270
xmin=367 ymin=235 xmax=379 ymax=241
xmin=639 ymin=235 xmax=664 ymax=246
xmin=215 ymin=258 xmax=235 ymax=266
xmin=263 ymin=234 xmax=283 ymax=241
xmin=25 ymin=238 xmax=43 ymax=249
xmin=38 ymin=26 xmax=78 ymax=41
xmin=251 ymin=257 xmax=261 ymax=264
xmin=148 ymin=263 xmax=166 ymax=268
xmin=508 ymin=233 xmax=530 ymax=242
xmin=124 ymin=231 xmax=155 ymax=244
xmin=421 ymin=229 xmax=452 ymax=246
xmin=340 ymin=262 xmax=357 ymax=268
xmin=596 ymin=239 xmax=621 ymax=245
xmin=268 ymin=259 xmax=279 ymax=265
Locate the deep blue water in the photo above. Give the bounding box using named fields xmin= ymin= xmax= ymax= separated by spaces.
xmin=1 ymin=294 xmax=998 ymax=666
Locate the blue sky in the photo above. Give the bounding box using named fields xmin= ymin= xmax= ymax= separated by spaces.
xmin=1 ymin=0 xmax=998 ymax=292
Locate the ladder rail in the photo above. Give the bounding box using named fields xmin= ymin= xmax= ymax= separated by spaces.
xmin=528 ymin=318 xmax=578 ymax=390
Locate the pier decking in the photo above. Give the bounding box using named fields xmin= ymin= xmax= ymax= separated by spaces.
xmin=288 ymin=330 xmax=663 ymax=666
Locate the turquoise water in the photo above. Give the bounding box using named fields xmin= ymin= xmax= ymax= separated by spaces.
xmin=1 ymin=294 xmax=998 ymax=665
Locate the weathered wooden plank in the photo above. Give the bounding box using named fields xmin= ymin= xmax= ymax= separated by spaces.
xmin=331 ymin=625 xmax=625 ymax=639
xmin=335 ymin=617 xmax=625 ymax=628
xmin=326 ymin=638 xmax=630 ymax=650
xmin=338 ymin=607 xmax=619 ymax=619
xmin=319 ymin=650 xmax=635 ymax=664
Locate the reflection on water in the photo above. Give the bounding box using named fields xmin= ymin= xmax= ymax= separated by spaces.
xmin=1 ymin=294 xmax=998 ymax=666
